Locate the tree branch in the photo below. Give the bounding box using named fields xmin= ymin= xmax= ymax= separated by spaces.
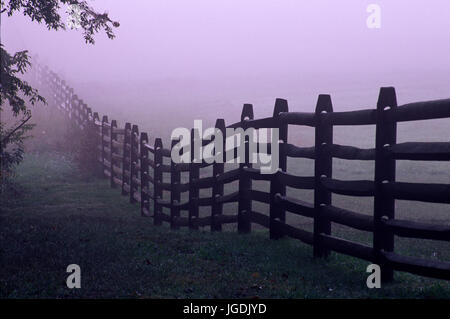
xmin=1 ymin=115 xmax=32 ymax=145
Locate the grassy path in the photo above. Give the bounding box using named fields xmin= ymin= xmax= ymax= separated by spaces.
xmin=0 ymin=153 xmax=448 ymax=298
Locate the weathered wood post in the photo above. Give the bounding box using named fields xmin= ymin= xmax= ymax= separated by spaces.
xmin=212 ymin=119 xmax=226 ymax=232
xmin=313 ymin=94 xmax=333 ymax=258
xmin=86 ymin=107 xmax=92 ymax=125
xmin=51 ymin=73 xmax=56 ymax=109
xmin=374 ymin=87 xmax=398 ymax=282
xmin=170 ymin=139 xmax=181 ymax=230
xmin=153 ymin=138 xmax=163 ymax=226
xmin=269 ymin=98 xmax=289 ymax=239
xmin=130 ymin=125 xmax=139 ymax=203
xmin=110 ymin=120 xmax=118 ymax=188
xmin=68 ymin=88 xmax=74 ymax=120
xmin=63 ymin=83 xmax=70 ymax=114
xmin=55 ymin=78 xmax=62 ymax=112
xmin=189 ymin=129 xmax=200 ymax=230
xmin=81 ymin=103 xmax=89 ymax=129
xmin=101 ymin=115 xmax=109 ymax=178
xmin=238 ymin=104 xmax=254 ymax=234
xmin=70 ymin=95 xmax=79 ymax=129
xmin=122 ymin=123 xmax=132 ymax=195
xmin=72 ymin=95 xmax=80 ymax=128
xmin=140 ymin=132 xmax=150 ymax=217
xmin=60 ymin=80 xmax=67 ymax=112
xmin=92 ymin=112 xmax=102 ymax=176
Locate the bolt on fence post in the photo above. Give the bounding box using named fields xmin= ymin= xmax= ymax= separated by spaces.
xmin=313 ymin=94 xmax=333 ymax=258
xmin=189 ymin=129 xmax=200 ymax=230
xmin=130 ymin=125 xmax=139 ymax=204
xmin=110 ymin=120 xmax=118 ymax=188
xmin=238 ymin=104 xmax=254 ymax=234
xmin=122 ymin=123 xmax=132 ymax=196
xmin=212 ymin=119 xmax=226 ymax=232
xmin=153 ymin=138 xmax=163 ymax=226
xmin=270 ymin=98 xmax=289 ymax=239
xmin=140 ymin=132 xmax=150 ymax=217
xmin=374 ymin=87 xmax=398 ymax=282
xmin=171 ymin=138 xmax=181 ymax=230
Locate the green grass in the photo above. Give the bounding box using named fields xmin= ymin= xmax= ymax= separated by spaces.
xmin=0 ymin=152 xmax=449 ymax=298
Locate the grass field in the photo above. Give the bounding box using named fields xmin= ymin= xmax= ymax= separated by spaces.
xmin=0 ymin=152 xmax=449 ymax=298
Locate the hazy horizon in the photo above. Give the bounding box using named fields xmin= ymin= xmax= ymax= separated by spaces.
xmin=3 ymin=1 xmax=450 ymax=131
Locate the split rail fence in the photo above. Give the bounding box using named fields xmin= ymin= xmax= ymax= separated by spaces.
xmin=31 ymin=63 xmax=450 ymax=282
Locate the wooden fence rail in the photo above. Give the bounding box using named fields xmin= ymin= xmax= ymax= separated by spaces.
xmin=30 ymin=62 xmax=450 ymax=282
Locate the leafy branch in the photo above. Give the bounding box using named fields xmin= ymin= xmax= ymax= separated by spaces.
xmin=2 ymin=0 xmax=120 ymax=44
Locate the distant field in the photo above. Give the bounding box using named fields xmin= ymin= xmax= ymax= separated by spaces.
xmin=1 ymin=153 xmax=449 ymax=298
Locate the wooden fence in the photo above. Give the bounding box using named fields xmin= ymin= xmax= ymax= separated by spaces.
xmin=31 ymin=63 xmax=450 ymax=282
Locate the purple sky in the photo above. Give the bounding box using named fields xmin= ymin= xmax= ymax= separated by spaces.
xmin=4 ymin=1 xmax=450 ymax=79
xmin=2 ymin=0 xmax=450 ymax=130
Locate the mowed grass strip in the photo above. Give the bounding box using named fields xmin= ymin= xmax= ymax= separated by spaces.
xmin=0 ymin=152 xmax=448 ymax=298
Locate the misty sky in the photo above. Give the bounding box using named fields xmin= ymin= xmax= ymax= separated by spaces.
xmin=2 ymin=0 xmax=450 ymax=131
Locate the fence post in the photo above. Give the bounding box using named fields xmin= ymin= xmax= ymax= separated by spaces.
xmin=60 ymin=81 xmax=68 ymax=112
xmin=189 ymin=129 xmax=200 ymax=230
xmin=73 ymin=96 xmax=81 ymax=128
xmin=212 ymin=119 xmax=226 ymax=232
xmin=153 ymin=138 xmax=163 ymax=226
xmin=84 ymin=104 xmax=90 ymax=128
xmin=374 ymin=87 xmax=397 ymax=282
xmin=55 ymin=79 xmax=62 ymax=111
xmin=130 ymin=125 xmax=139 ymax=204
xmin=313 ymin=94 xmax=333 ymax=258
xmin=122 ymin=123 xmax=131 ymax=195
xmin=67 ymin=88 xmax=74 ymax=120
xmin=140 ymin=132 xmax=150 ymax=217
xmin=101 ymin=115 xmax=109 ymax=178
xmin=71 ymin=95 xmax=78 ymax=129
xmin=76 ymin=99 xmax=83 ymax=128
xmin=238 ymin=104 xmax=254 ymax=234
xmin=270 ymin=99 xmax=289 ymax=239
xmin=170 ymin=139 xmax=181 ymax=230
xmin=110 ymin=120 xmax=118 ymax=188
xmin=81 ymin=103 xmax=89 ymax=129
xmin=92 ymin=112 xmax=102 ymax=176
xmin=86 ymin=107 xmax=92 ymax=125
xmin=53 ymin=75 xmax=60 ymax=110
xmin=64 ymin=84 xmax=71 ymax=114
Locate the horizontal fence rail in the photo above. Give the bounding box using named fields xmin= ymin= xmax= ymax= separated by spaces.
xmin=30 ymin=62 xmax=450 ymax=282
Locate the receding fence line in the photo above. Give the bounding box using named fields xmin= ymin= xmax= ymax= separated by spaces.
xmin=31 ymin=63 xmax=450 ymax=282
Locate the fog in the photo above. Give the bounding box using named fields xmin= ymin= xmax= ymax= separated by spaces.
xmin=3 ymin=0 xmax=450 ymax=133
